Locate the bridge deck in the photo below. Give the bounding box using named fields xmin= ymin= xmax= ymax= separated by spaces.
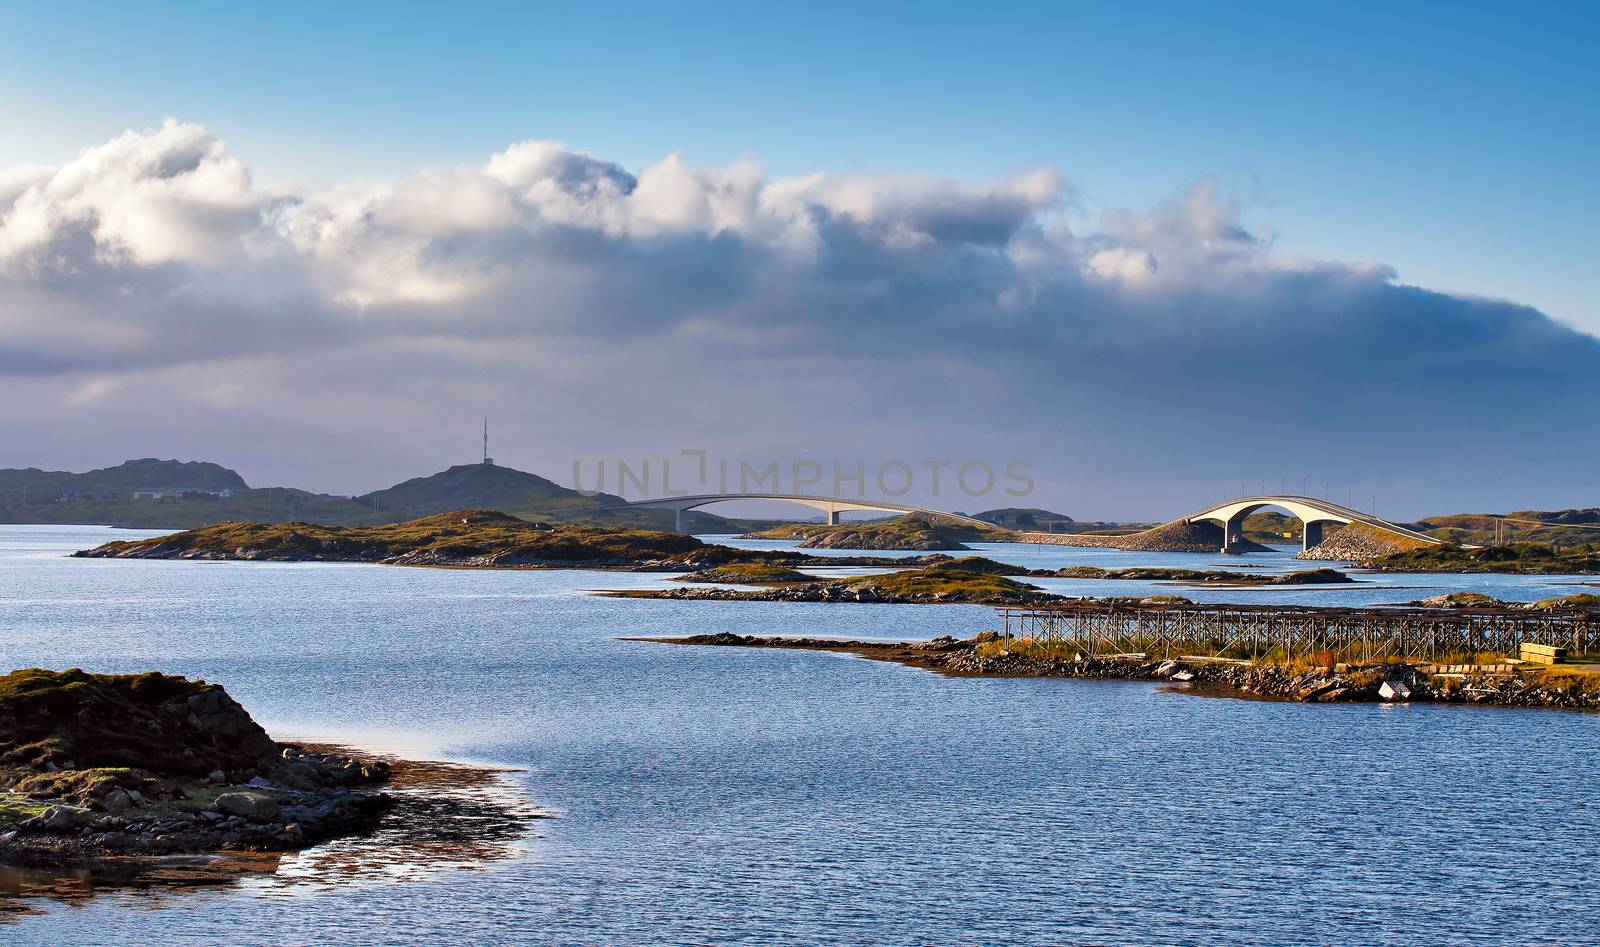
xmin=996 ymin=602 xmax=1600 ymax=663
xmin=607 ymin=493 xmax=998 ymax=529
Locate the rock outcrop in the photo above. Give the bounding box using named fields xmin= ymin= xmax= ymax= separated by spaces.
xmin=0 ymin=669 xmax=392 ymax=866
xmin=1296 ymin=522 xmax=1431 ymax=562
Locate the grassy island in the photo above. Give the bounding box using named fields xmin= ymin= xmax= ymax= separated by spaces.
xmin=844 ymin=568 xmax=1045 ymax=602
xmin=742 ymin=515 xmax=1012 ymax=551
xmin=638 ymin=633 xmax=1600 ymax=710
xmin=615 ymin=566 xmax=1054 ymax=605
xmin=1370 ymin=542 xmax=1600 ymax=574
xmin=72 ymin=510 xmax=1010 ymax=573
xmin=675 ymin=563 xmax=820 ymax=584
xmin=1052 ymin=565 xmax=1353 ymax=584
xmin=921 ymin=556 xmax=1032 ymax=575
xmin=74 ymin=510 xmax=708 ymax=566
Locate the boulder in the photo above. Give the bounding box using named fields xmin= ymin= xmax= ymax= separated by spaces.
xmin=213 ymin=791 xmax=281 ymax=822
xmin=1379 ymin=680 xmax=1413 ymax=701
xmin=36 ymin=805 xmax=89 ymax=830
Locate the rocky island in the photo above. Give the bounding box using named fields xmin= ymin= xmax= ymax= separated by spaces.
xmin=637 ymin=559 xmax=1357 ymax=605
xmin=740 ymin=515 xmax=1012 ymax=550
xmin=621 ymin=567 xmax=1058 ymax=605
xmin=72 ymin=510 xmax=986 ymax=572
xmin=1366 ymin=542 xmax=1600 ymax=574
xmin=1048 ymin=564 xmax=1353 ymax=585
xmin=638 ymin=633 xmax=1600 ymax=710
xmin=1394 ymin=592 xmax=1600 ymax=610
xmin=0 ymin=669 xmax=394 ymax=866
xmin=673 ymin=563 xmax=822 ymax=584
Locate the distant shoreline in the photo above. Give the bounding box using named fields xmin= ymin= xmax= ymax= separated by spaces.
xmin=631 ymin=633 xmax=1600 ymax=712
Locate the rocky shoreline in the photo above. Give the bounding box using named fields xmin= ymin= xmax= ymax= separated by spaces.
xmin=1 ymin=744 xmax=393 ymax=867
xmin=611 ymin=566 xmax=1058 ymax=605
xmin=613 ymin=562 xmax=1355 ymax=606
xmin=1292 ymin=522 xmax=1429 ymax=562
xmin=637 ymin=633 xmax=1600 ymax=710
xmin=0 ymin=669 xmax=537 ymax=872
xmin=608 ymin=584 xmax=1052 ymax=605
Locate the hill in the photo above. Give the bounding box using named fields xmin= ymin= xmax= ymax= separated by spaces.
xmin=0 ymin=458 xmax=756 ymax=532
xmin=0 ymin=458 xmax=247 ymax=500
xmin=350 ymin=464 xmax=770 ymax=532
xmin=357 ymin=462 xmax=615 ymax=514
xmin=1412 ymin=509 xmax=1600 ymax=548
xmin=974 ymin=507 xmax=1073 ymax=529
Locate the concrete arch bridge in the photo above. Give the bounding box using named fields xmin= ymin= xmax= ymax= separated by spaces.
xmin=1182 ymin=495 xmax=1447 ymax=554
xmin=606 ymin=493 xmax=997 ymax=533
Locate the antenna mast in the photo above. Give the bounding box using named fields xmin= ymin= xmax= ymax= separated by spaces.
xmin=481 ymin=418 xmax=493 ymax=465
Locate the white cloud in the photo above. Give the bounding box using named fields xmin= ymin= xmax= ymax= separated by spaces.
xmin=2 ymin=120 xmax=1597 ymax=514
xmin=64 ymin=376 xmax=121 ymax=406
xmin=0 ymin=118 xmax=266 ymax=272
xmin=1089 ymin=247 xmax=1157 ymax=281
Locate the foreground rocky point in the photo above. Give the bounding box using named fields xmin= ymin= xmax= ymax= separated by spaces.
xmin=0 ymin=669 xmax=470 ymax=868
xmin=638 ymin=633 xmax=1600 ymax=710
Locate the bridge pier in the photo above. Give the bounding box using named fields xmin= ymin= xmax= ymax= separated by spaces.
xmin=827 ymin=510 xmax=839 ymax=526
xmin=674 ymin=508 xmax=685 ymax=534
xmin=1219 ymin=515 xmax=1244 ymax=554
xmin=1302 ymin=520 xmax=1325 ymax=553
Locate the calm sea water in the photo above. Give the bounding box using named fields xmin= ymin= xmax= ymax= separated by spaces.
xmin=2 ymin=525 xmax=1597 ymax=944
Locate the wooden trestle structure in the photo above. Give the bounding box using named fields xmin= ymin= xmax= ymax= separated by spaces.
xmin=996 ymin=601 xmax=1600 ymax=663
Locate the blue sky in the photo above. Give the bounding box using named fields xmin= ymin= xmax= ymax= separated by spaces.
xmin=4 ymin=0 xmax=1595 ymax=332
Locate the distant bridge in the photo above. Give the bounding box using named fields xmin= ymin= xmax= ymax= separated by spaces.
xmin=611 ymin=491 xmax=1455 ymax=553
xmin=1181 ymin=495 xmax=1448 ymax=553
xmin=605 ymin=493 xmax=997 ymax=533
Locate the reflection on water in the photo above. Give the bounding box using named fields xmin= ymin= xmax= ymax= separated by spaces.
xmin=264 ymin=756 xmax=542 ymax=891
xmin=0 ymin=754 xmax=541 ymax=919
xmin=0 ymin=852 xmax=281 ymax=919
xmin=1 ymin=525 xmax=1598 ymax=944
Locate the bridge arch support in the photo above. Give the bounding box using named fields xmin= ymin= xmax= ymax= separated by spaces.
xmin=1184 ymin=496 xmax=1442 ymax=554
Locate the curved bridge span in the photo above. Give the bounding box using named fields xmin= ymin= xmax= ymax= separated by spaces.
xmin=1181 ymin=495 xmax=1447 ymax=554
xmin=605 ymin=493 xmax=996 ymax=533
xmin=610 ymin=491 xmax=1452 ymax=554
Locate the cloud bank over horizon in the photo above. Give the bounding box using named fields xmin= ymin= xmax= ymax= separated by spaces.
xmin=1 ymin=120 xmax=1595 ymax=518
